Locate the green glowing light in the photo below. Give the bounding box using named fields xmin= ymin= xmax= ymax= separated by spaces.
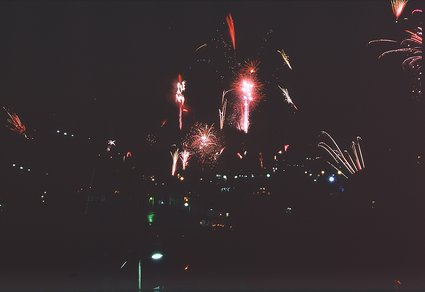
xmin=147 ymin=211 xmax=155 ymax=225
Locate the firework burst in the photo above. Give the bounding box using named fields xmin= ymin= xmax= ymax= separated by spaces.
xmin=184 ymin=123 xmax=224 ymax=167
xmin=3 ymin=107 xmax=27 ymax=138
xmin=318 ymin=131 xmax=365 ymax=178
xmin=244 ymin=60 xmax=261 ymax=75
xmin=391 ymin=0 xmax=408 ymax=21
xmin=369 ymin=9 xmax=422 ymax=97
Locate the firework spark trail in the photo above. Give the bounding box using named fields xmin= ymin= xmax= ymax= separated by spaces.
xmin=259 ymin=152 xmax=264 ymax=169
xmin=318 ymin=142 xmax=353 ymax=174
xmin=326 ymin=161 xmax=349 ymax=179
xmin=357 ymin=136 xmax=365 ymax=168
xmin=138 ymin=260 xmax=142 ymax=292
xmin=226 ymin=13 xmax=236 ymax=50
xmin=277 ymin=49 xmax=292 ymax=70
xmin=195 ymin=43 xmax=207 ymax=52
xmin=176 ymin=74 xmax=186 ymax=130
xmin=120 ymin=261 xmax=127 ymax=269
xmin=278 ymin=85 xmax=298 ymax=110
xmin=219 ymin=89 xmax=232 ymax=130
xmin=391 ymin=0 xmax=408 ymax=21
xmin=180 ymin=150 xmax=190 ymax=170
xmin=219 ymin=99 xmax=227 ymax=130
xmin=351 ymin=142 xmax=362 ymax=170
xmin=123 ymin=151 xmax=132 ymax=162
xmin=369 ymin=16 xmax=422 ymax=97
xmin=3 ymin=107 xmax=27 ymax=138
xmin=171 ymin=148 xmax=179 ymax=176
xmin=239 ymin=79 xmax=254 ymax=133
xmin=344 ymin=150 xmax=358 ymax=172
xmin=321 ymin=131 xmax=356 ymax=170
xmin=318 ymin=131 xmax=366 ymax=177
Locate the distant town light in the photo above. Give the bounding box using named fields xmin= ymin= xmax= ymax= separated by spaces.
xmin=184 ymin=202 xmax=189 ymax=207
xmin=328 ymin=176 xmax=335 ymax=183
xmin=266 ymin=173 xmax=271 ymax=178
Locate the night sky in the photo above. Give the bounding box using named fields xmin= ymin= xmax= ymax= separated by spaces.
xmin=0 ymin=0 xmax=424 ymax=290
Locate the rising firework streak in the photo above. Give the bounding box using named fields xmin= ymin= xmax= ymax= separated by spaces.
xmin=277 ymin=49 xmax=292 ymax=70
xmin=176 ymin=74 xmax=186 ymax=130
xmin=171 ymin=147 xmax=179 ymax=176
xmin=278 ymin=85 xmax=298 ymax=110
xmin=226 ymin=13 xmax=236 ymax=50
xmin=240 ymin=79 xmax=254 ymax=133
xmin=180 ymin=150 xmax=190 ymax=170
xmin=219 ymin=89 xmax=233 ymax=130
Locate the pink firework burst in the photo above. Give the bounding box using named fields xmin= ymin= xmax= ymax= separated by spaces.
xmin=233 ymin=73 xmax=261 ymax=133
xmin=184 ymin=123 xmax=224 ymax=167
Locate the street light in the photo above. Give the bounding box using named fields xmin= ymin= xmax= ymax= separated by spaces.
xmin=151 ymin=252 xmax=164 ymax=261
xmin=138 ymin=252 xmax=164 ymax=292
